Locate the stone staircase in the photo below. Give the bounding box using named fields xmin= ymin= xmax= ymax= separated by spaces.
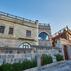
xmin=40 ymin=60 xmax=71 ymax=71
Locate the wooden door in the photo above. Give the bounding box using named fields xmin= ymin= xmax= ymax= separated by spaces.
xmin=64 ymin=45 xmax=69 ymax=60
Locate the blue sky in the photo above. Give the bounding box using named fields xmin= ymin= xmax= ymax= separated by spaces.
xmin=0 ymin=0 xmax=71 ymax=34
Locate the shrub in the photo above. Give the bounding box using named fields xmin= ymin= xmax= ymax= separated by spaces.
xmin=1 ymin=64 xmax=13 ymax=71
xmin=22 ymin=59 xmax=37 ymax=70
xmin=41 ymin=54 xmax=53 ymax=65
xmin=12 ymin=63 xmax=22 ymax=71
xmin=0 ymin=65 xmax=2 ymax=71
xmin=55 ymin=54 xmax=64 ymax=61
xmin=0 ymin=59 xmax=37 ymax=71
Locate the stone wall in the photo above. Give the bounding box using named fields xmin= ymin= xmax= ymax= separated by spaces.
xmin=0 ymin=38 xmax=37 ymax=48
xmin=0 ymin=48 xmax=63 ymax=65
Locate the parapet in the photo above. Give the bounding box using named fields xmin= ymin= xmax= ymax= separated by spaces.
xmin=0 ymin=11 xmax=37 ymax=25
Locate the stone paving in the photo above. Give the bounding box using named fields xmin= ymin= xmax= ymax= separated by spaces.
xmin=39 ymin=61 xmax=71 ymax=71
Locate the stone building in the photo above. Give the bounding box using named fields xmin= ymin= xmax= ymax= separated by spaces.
xmin=0 ymin=11 xmax=51 ymax=48
xmin=0 ymin=11 xmax=39 ymax=47
xmin=0 ymin=11 xmax=63 ymax=65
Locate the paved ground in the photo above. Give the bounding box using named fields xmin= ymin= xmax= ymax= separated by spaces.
xmin=39 ymin=61 xmax=71 ymax=71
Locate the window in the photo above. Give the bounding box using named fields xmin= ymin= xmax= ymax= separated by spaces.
xmin=19 ymin=42 xmax=31 ymax=48
xmin=26 ymin=30 xmax=31 ymax=37
xmin=23 ymin=43 xmax=30 ymax=48
xmin=0 ymin=26 xmax=5 ymax=33
xmin=9 ymin=50 xmax=13 ymax=53
xmin=9 ymin=27 xmax=14 ymax=35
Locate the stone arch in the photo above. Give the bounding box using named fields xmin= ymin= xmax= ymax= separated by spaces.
xmin=38 ymin=24 xmax=51 ymax=46
xmin=38 ymin=24 xmax=51 ymax=40
xmin=38 ymin=32 xmax=48 ymax=40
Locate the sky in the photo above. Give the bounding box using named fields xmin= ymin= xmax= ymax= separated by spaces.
xmin=0 ymin=0 xmax=71 ymax=34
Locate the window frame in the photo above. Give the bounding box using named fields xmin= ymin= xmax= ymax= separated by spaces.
xmin=0 ymin=26 xmax=5 ymax=34
xmin=8 ymin=27 xmax=14 ymax=35
xmin=26 ymin=30 xmax=31 ymax=37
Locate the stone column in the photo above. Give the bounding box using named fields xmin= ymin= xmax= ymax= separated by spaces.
xmin=51 ymin=49 xmax=56 ymax=62
xmin=35 ymin=49 xmax=41 ymax=68
xmin=35 ymin=20 xmax=39 ymax=45
xmin=37 ymin=54 xmax=41 ymax=67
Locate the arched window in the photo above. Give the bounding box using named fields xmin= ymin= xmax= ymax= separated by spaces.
xmin=38 ymin=32 xmax=48 ymax=40
xmin=19 ymin=42 xmax=31 ymax=48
